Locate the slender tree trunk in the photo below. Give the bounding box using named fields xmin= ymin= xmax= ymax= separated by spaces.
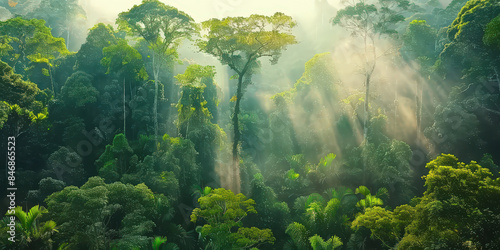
xmin=363 ymin=73 xmax=370 ymax=141
xmin=49 ymin=64 xmax=55 ymax=97
xmin=165 ymin=64 xmax=174 ymax=135
xmin=66 ymin=28 xmax=70 ymax=50
xmin=363 ymin=34 xmax=368 ymax=142
xmin=185 ymin=116 xmax=190 ymax=139
xmin=362 ymin=73 xmax=370 ymax=187
xmin=394 ymin=80 xmax=398 ymax=132
xmin=419 ymin=81 xmax=423 ymax=137
xmin=361 ymin=33 xmax=372 ymax=187
xmin=363 ymin=35 xmax=378 ymax=141
xmin=231 ymin=74 xmax=244 ymax=193
xmin=123 ymin=77 xmax=126 ymax=137
xmin=416 ymin=79 xmax=421 ymax=139
xmin=153 ymin=52 xmax=159 ymax=146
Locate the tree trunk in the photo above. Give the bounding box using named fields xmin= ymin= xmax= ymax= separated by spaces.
xmin=394 ymin=80 xmax=398 ymax=132
xmin=231 ymin=74 xmax=244 ymax=193
xmin=49 ymin=64 xmax=55 ymax=97
xmin=419 ymin=80 xmax=423 ymax=138
xmin=416 ymin=79 xmax=421 ymax=139
xmin=66 ymin=28 xmax=70 ymax=50
xmin=185 ymin=117 xmax=190 ymax=139
xmin=123 ymin=78 xmax=126 ymax=137
xmin=363 ymin=73 xmax=370 ymax=142
xmin=153 ymin=52 xmax=159 ymax=146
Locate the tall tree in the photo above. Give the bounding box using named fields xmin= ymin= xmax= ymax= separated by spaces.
xmin=198 ymin=12 xmax=297 ymax=192
xmin=76 ymin=23 xmax=119 ymax=77
xmin=174 ymin=64 xmax=224 ymax=186
xmin=0 ymin=17 xmax=69 ymax=93
xmin=332 ymin=0 xmax=409 ymax=141
xmin=28 ymin=0 xmax=86 ymax=51
xmin=484 ymin=15 xmax=500 ymax=90
xmin=401 ymin=19 xmax=437 ymax=139
xmin=101 ymin=39 xmax=148 ymax=136
xmin=117 ymin=0 xmax=197 ymax=145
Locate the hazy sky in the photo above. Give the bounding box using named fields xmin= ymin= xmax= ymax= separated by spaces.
xmin=82 ymin=0 xmax=339 ymax=27
xmin=81 ymin=0 xmax=455 ymax=26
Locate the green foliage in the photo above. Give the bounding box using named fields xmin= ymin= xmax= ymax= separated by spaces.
xmin=86 ymin=23 xmax=119 ymax=48
xmin=448 ymin=0 xmax=500 ymax=42
xmin=118 ymin=0 xmax=197 ymax=143
xmin=355 ymin=186 xmax=371 ymax=197
xmin=0 ymin=59 xmax=42 ymax=107
xmin=484 ymin=14 xmax=500 ymax=49
xmin=319 ymin=153 xmax=336 ymax=167
xmin=193 ymin=186 xmax=213 ymax=199
xmin=199 ymin=12 xmax=297 ymax=69
xmin=439 ymin=0 xmax=500 ymax=81
xmin=1 ymin=205 xmax=58 ymax=249
xmin=0 ymin=101 xmax=9 ymax=130
xmin=27 ymin=177 xmax=66 ymax=205
xmin=480 ymin=153 xmax=500 ymax=178
xmin=424 ymin=87 xmax=482 ymax=159
xmin=289 ymin=188 xmax=358 ymax=248
xmin=355 ymin=186 xmax=387 ymax=211
xmin=152 ymin=236 xmax=167 ymax=250
xmin=248 ymin=173 xmax=291 ymax=246
xmin=351 ymin=205 xmax=415 ymax=248
xmin=327 ymin=187 xmax=355 ymax=202
xmin=191 ymin=188 xmax=256 ymax=226
xmin=199 ymin=12 xmax=297 ymax=163
xmin=342 ymin=115 xmax=414 ymax=204
xmin=76 ymin=23 xmax=118 ymax=74
xmin=309 ymin=234 xmax=343 ymax=250
xmin=191 ymin=188 xmax=275 ymax=249
xmin=59 ymin=71 xmax=98 ymax=108
xmin=286 ymin=222 xmax=310 ymax=250
xmin=45 ymin=176 xmax=170 ymax=249
xmin=0 ymin=35 xmax=13 ymax=56
xmin=156 ymin=134 xmax=199 ymax=202
xmin=0 ymin=60 xmax=48 ymax=131
xmin=398 ymin=154 xmax=500 ymax=249
xmin=116 ymin=133 xmax=201 ymax=205
xmin=270 ymin=53 xmax=340 ymax=161
xmin=332 ymin=0 xmax=409 ymax=36
xmin=402 ymin=19 xmax=438 ymax=72
xmin=41 ymin=147 xmax=86 ymax=186
xmin=28 ymin=0 xmax=86 ymax=47
xmin=301 ymin=153 xmax=339 ymax=190
xmin=96 ymin=133 xmax=134 ymax=182
xmin=0 ymin=17 xmax=68 ymax=80
xmin=101 ymin=39 xmax=148 ymax=81
xmin=117 ymin=0 xmax=196 ymax=61
xmin=175 ymin=78 xmax=212 ymax=135
xmin=273 ymin=52 xmax=336 ymax=101
xmin=175 ymin=64 xmax=215 ymax=87
xmin=175 ymin=65 xmax=223 ymax=187
xmin=0 ymin=16 xmax=69 ymax=95
xmin=97 ymin=134 xmax=180 ymax=205
xmin=287 ymin=169 xmax=300 ymax=180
